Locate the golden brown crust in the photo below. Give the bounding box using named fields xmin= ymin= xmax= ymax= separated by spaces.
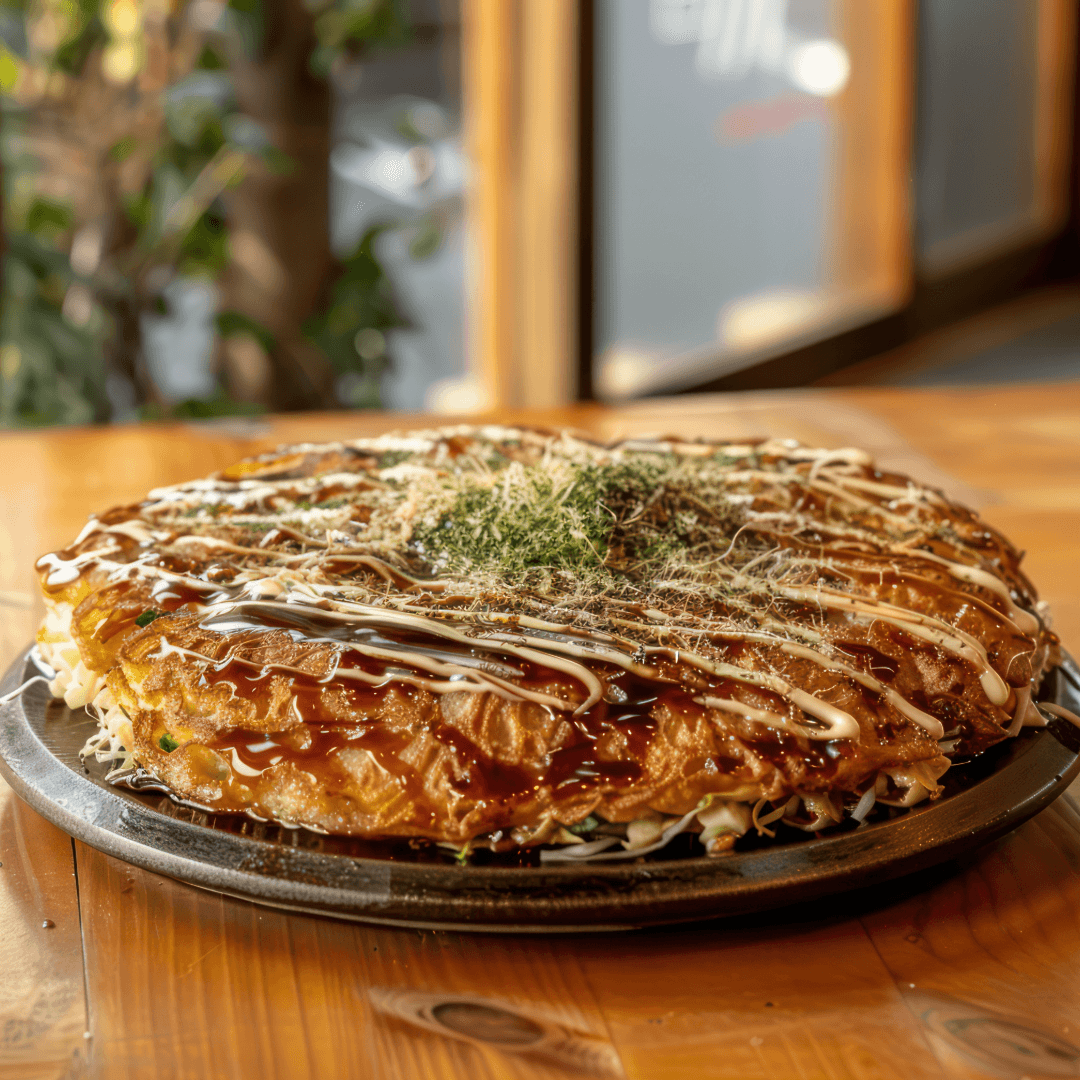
xmin=34 ymin=427 xmax=1053 ymax=847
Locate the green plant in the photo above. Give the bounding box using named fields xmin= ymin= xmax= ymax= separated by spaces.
xmin=1 ymin=204 xmax=110 ymax=424
xmin=301 ymin=225 xmax=407 ymax=409
xmin=0 ymin=0 xmax=412 ymax=426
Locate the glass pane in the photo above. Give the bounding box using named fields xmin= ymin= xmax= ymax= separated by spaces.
xmin=915 ymin=0 xmax=1068 ymax=274
xmin=593 ymin=0 xmax=908 ymax=399
xmin=330 ymin=0 xmax=466 ymax=411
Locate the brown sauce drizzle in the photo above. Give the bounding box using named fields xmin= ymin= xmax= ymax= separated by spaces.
xmin=38 ymin=429 xmax=1047 ymax=840
xmin=834 ymin=641 xmax=900 ymax=681
xmin=192 ymin=638 xmax=658 ymax=808
xmin=176 ymin=619 xmax=855 ymax=819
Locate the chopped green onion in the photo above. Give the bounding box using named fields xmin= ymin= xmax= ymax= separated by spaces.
xmin=568 ymin=815 xmax=599 ymax=835
xmin=135 ymin=610 xmax=160 ymax=627
xmin=158 ymin=733 xmax=179 ymax=753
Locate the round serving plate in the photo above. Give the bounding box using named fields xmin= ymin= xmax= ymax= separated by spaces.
xmin=2 ymin=647 xmax=1079 ymax=932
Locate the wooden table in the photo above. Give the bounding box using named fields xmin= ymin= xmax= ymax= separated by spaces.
xmin=3 ymin=384 xmax=1080 ymax=1080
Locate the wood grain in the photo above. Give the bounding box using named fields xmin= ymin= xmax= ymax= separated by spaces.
xmin=572 ymin=917 xmax=948 ymax=1079
xmin=0 ymin=778 xmax=87 ymax=1080
xmin=74 ymin=843 xmax=622 ymax=1080
xmin=3 ymin=385 xmax=1080 ymax=1078
xmin=859 ymin=791 xmax=1080 ymax=1078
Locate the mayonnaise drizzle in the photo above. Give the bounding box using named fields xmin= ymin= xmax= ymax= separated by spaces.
xmin=893 ymin=545 xmax=1040 ymax=635
xmin=38 ymin=428 xmax=1043 ymax=760
xmin=769 ymin=584 xmax=1011 ymax=706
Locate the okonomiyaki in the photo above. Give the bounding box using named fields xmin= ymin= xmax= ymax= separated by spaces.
xmin=32 ymin=427 xmax=1067 ymax=860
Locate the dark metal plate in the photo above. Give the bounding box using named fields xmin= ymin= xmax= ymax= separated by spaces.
xmin=2 ymin=647 xmax=1079 ymax=932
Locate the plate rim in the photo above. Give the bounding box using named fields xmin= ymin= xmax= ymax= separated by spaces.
xmin=2 ymin=646 xmax=1079 ymax=931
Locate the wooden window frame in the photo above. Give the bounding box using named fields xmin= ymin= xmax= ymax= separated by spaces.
xmin=462 ymin=0 xmax=580 ymax=410
xmin=462 ymin=0 xmax=1080 ymax=405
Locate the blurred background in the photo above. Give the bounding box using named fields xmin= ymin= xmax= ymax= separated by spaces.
xmin=0 ymin=0 xmax=1078 ymax=427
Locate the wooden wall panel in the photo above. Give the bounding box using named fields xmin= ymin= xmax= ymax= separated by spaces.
xmin=519 ymin=0 xmax=579 ymax=410
xmin=833 ymin=0 xmax=914 ymax=309
xmin=462 ymin=0 xmax=579 ymax=411
xmin=1033 ymin=0 xmax=1077 ymax=240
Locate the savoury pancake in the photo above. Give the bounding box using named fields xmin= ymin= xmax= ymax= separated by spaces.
xmin=33 ymin=427 xmax=1060 ymax=858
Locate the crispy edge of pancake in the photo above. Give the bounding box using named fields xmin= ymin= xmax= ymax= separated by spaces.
xmin=51 ymin=607 xmax=959 ymax=844
xmin=30 ymin=430 xmax=1060 ymax=853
